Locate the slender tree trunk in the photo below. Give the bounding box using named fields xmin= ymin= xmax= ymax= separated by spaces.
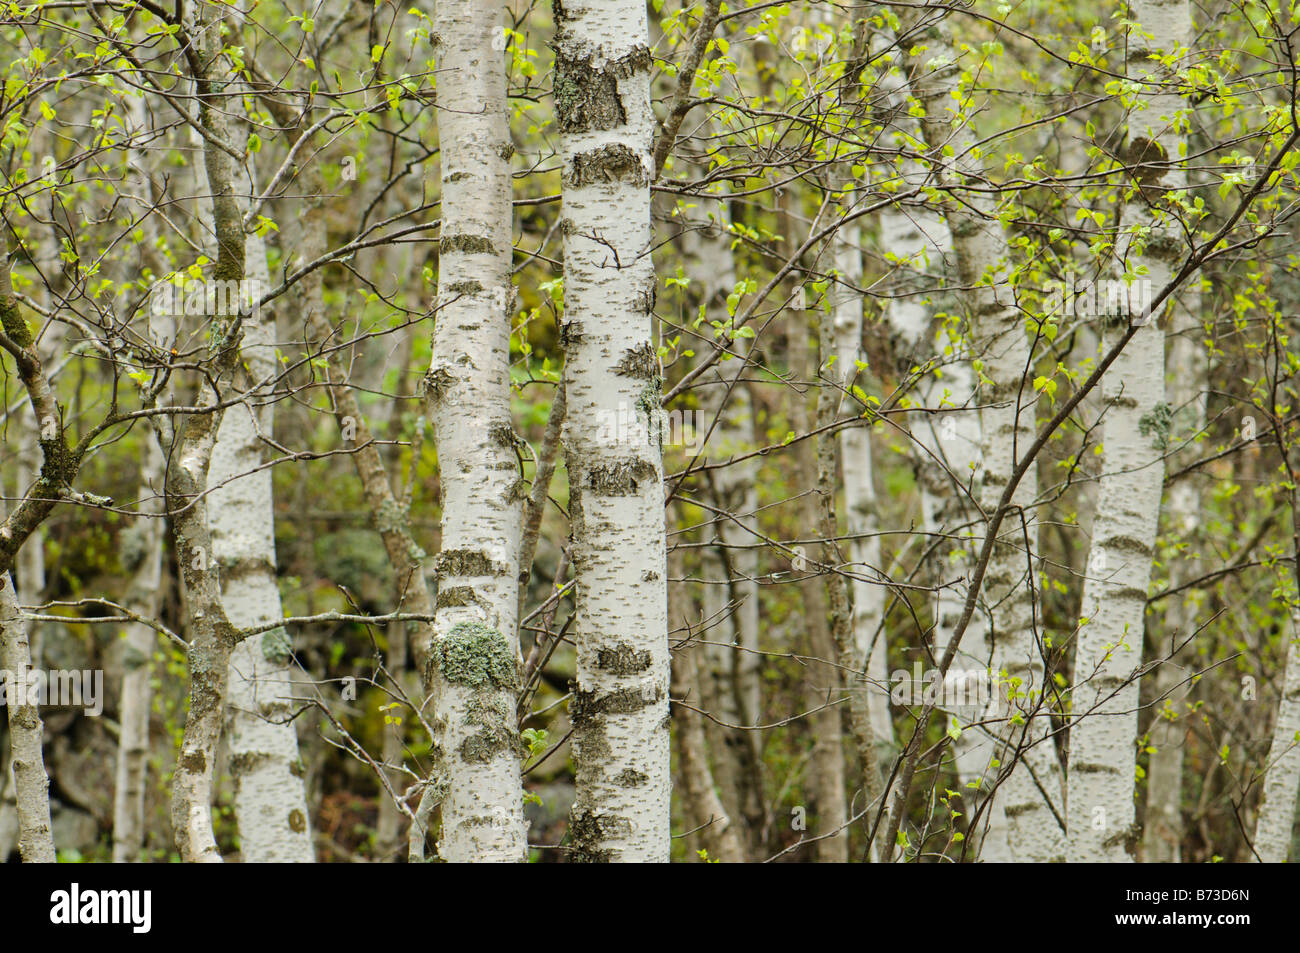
xmin=831 ymin=225 xmax=893 ymax=754
xmin=792 ymin=306 xmax=849 ymax=863
xmin=1143 ymin=294 xmax=1206 ymax=863
xmin=375 ymin=612 xmax=411 ymax=859
xmin=0 ymin=241 xmax=57 ymax=865
xmin=1253 ymin=604 xmax=1300 ymax=862
xmin=555 ymin=0 xmax=669 ymax=862
xmin=0 ymin=409 xmax=47 ymax=862
xmin=169 ymin=4 xmax=247 ymax=861
xmin=668 ymin=533 xmax=745 ymax=864
xmin=819 ymin=300 xmax=882 ymax=860
xmin=1254 ymin=0 xmax=1300 ymax=863
xmin=0 ymin=468 xmax=14 ymax=863
xmin=110 ymin=90 xmax=171 ymax=864
xmin=211 ymin=231 xmax=314 ymax=863
xmin=1066 ymin=0 xmax=1189 ymax=863
xmin=168 ymin=360 xmax=242 ymax=864
xmin=426 ymin=0 xmax=527 ymax=862
xmin=112 ymin=435 xmax=167 ymax=862
xmin=0 ymin=572 xmax=55 ymax=862
xmin=1253 ymin=406 xmax=1300 ymax=861
xmin=681 ymin=192 xmax=764 ymax=856
xmin=672 ymin=645 xmax=746 ymax=863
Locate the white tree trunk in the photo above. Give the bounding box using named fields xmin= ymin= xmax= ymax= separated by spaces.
xmin=0 ymin=572 xmax=55 ymax=862
xmin=1065 ymin=316 xmax=1167 ymax=865
xmin=1143 ymin=295 xmax=1205 ymax=863
xmin=1066 ymin=0 xmax=1188 ymax=863
xmin=555 ymin=0 xmax=669 ymax=862
xmin=831 ymin=226 xmax=893 ymax=751
xmin=1251 ymin=0 xmax=1300 ymax=861
xmin=211 ymin=232 xmax=315 ymax=863
xmin=426 ymin=0 xmax=527 ymax=862
xmin=112 ymin=434 xmax=167 ymax=862
xmin=1253 ymin=608 xmax=1300 ymax=862
xmin=112 ymin=89 xmax=172 ymax=864
xmin=0 ymin=408 xmax=46 ymax=862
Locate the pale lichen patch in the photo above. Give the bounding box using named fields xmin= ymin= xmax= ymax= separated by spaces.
xmin=433 ymin=621 xmax=517 ymax=690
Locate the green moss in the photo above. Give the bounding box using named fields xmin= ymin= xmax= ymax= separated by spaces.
xmin=433 ymin=622 xmax=517 ymax=689
xmin=0 ymin=295 xmax=33 ymax=348
xmin=375 ymin=497 xmax=410 ymax=535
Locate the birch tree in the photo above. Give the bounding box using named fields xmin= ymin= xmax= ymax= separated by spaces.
xmin=167 ymin=1 xmax=250 ymax=862
xmin=1066 ymin=0 xmax=1190 ymax=863
xmin=1142 ymin=288 xmax=1206 ymax=863
xmin=425 ymin=0 xmax=527 ymax=862
xmin=0 ymin=251 xmax=59 ymax=864
xmin=210 ymin=228 xmax=314 ymax=863
xmin=554 ymin=0 xmax=670 ymax=862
